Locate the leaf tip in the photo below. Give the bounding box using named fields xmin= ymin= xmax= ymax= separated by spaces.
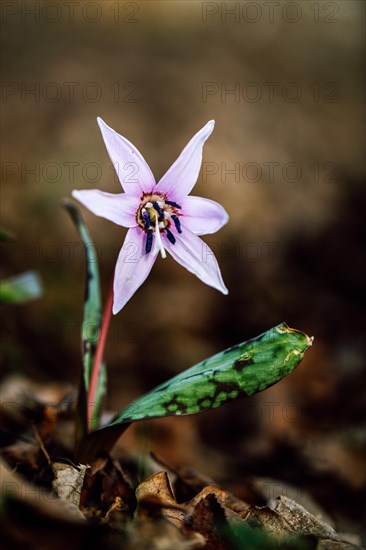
xmin=307 ymin=335 xmax=314 ymax=347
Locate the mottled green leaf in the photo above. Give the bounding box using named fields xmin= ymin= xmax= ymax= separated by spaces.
xmin=0 ymin=271 xmax=43 ymax=304
xmin=77 ymin=323 xmax=313 ymax=461
xmin=62 ymin=199 xmax=106 ymax=437
xmin=110 ymin=322 xmax=313 ymax=423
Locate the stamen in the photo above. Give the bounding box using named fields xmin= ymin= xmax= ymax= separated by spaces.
xmin=145 ymin=229 xmax=153 ymax=254
xmin=145 ymin=202 xmax=153 ymax=208
xmin=153 ymin=218 xmax=167 ymax=259
xmin=165 ymin=200 xmax=182 ymax=209
xmin=142 ymin=210 xmax=151 ymax=230
xmin=157 ymin=201 xmax=165 ymax=208
xmin=153 ymin=201 xmax=164 ymax=218
xmin=171 ymin=214 xmax=182 ymax=233
xmin=165 ymin=227 xmax=176 ymax=245
xmin=164 ymin=211 xmax=171 ymax=220
xmin=158 ymin=221 xmax=165 ymax=229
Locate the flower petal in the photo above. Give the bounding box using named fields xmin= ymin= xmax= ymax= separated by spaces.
xmin=155 ymin=120 xmax=215 ymax=201
xmin=163 ymin=227 xmax=228 ymax=295
xmin=97 ymin=117 xmax=156 ymax=195
xmin=113 ymin=227 xmax=158 ymax=313
xmin=180 ymin=195 xmax=229 ymax=235
xmin=72 ymin=189 xmax=139 ymax=227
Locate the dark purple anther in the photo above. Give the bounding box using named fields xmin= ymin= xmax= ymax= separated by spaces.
xmin=171 ymin=214 xmax=182 ymax=233
xmin=145 ymin=229 xmax=153 ymax=253
xmin=153 ymin=202 xmax=164 ymax=218
xmin=165 ymin=200 xmax=181 ymax=209
xmin=165 ymin=227 xmax=176 ymax=245
xmin=142 ymin=210 xmax=150 ymax=230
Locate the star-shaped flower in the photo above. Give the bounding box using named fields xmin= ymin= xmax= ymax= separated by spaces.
xmin=73 ymin=118 xmax=229 ymax=314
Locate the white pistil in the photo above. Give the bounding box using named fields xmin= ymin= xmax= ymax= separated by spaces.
xmin=145 ymin=201 xmax=153 ymax=208
xmin=153 ymin=217 xmax=167 ymax=259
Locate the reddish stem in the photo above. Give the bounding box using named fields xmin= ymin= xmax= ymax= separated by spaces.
xmin=87 ymin=280 xmax=114 ymax=430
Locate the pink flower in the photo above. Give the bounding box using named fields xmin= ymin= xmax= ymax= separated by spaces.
xmin=72 ymin=118 xmax=229 ymax=314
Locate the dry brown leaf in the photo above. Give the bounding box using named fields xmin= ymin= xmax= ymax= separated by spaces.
xmin=1 ymin=458 xmax=85 ymax=522
xmin=135 ymin=471 xmax=186 ymax=527
xmin=136 ymin=471 xmax=177 ymax=505
xmin=151 ymin=453 xmax=216 ymax=500
xmin=189 ymin=485 xmax=250 ymax=518
xmin=253 ymin=476 xmax=335 ymax=526
xmin=190 ymin=494 xmax=228 ymax=549
xmin=135 ymin=470 xmax=251 ymax=549
xmin=52 ymin=462 xmax=89 ymax=508
xmin=274 ymin=496 xmax=362 ymax=548
xmin=247 ymin=503 xmax=295 ymax=537
xmin=247 ymin=496 xmax=363 ymax=549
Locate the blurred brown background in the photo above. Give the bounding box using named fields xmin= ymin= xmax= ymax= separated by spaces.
xmin=1 ymin=0 xmax=365 ymax=536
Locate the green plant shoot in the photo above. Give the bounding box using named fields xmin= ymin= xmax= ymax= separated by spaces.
xmin=63 ymin=200 xmax=107 ymax=438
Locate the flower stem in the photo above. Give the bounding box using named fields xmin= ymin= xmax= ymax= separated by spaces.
xmin=87 ymin=280 xmax=113 ymax=430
